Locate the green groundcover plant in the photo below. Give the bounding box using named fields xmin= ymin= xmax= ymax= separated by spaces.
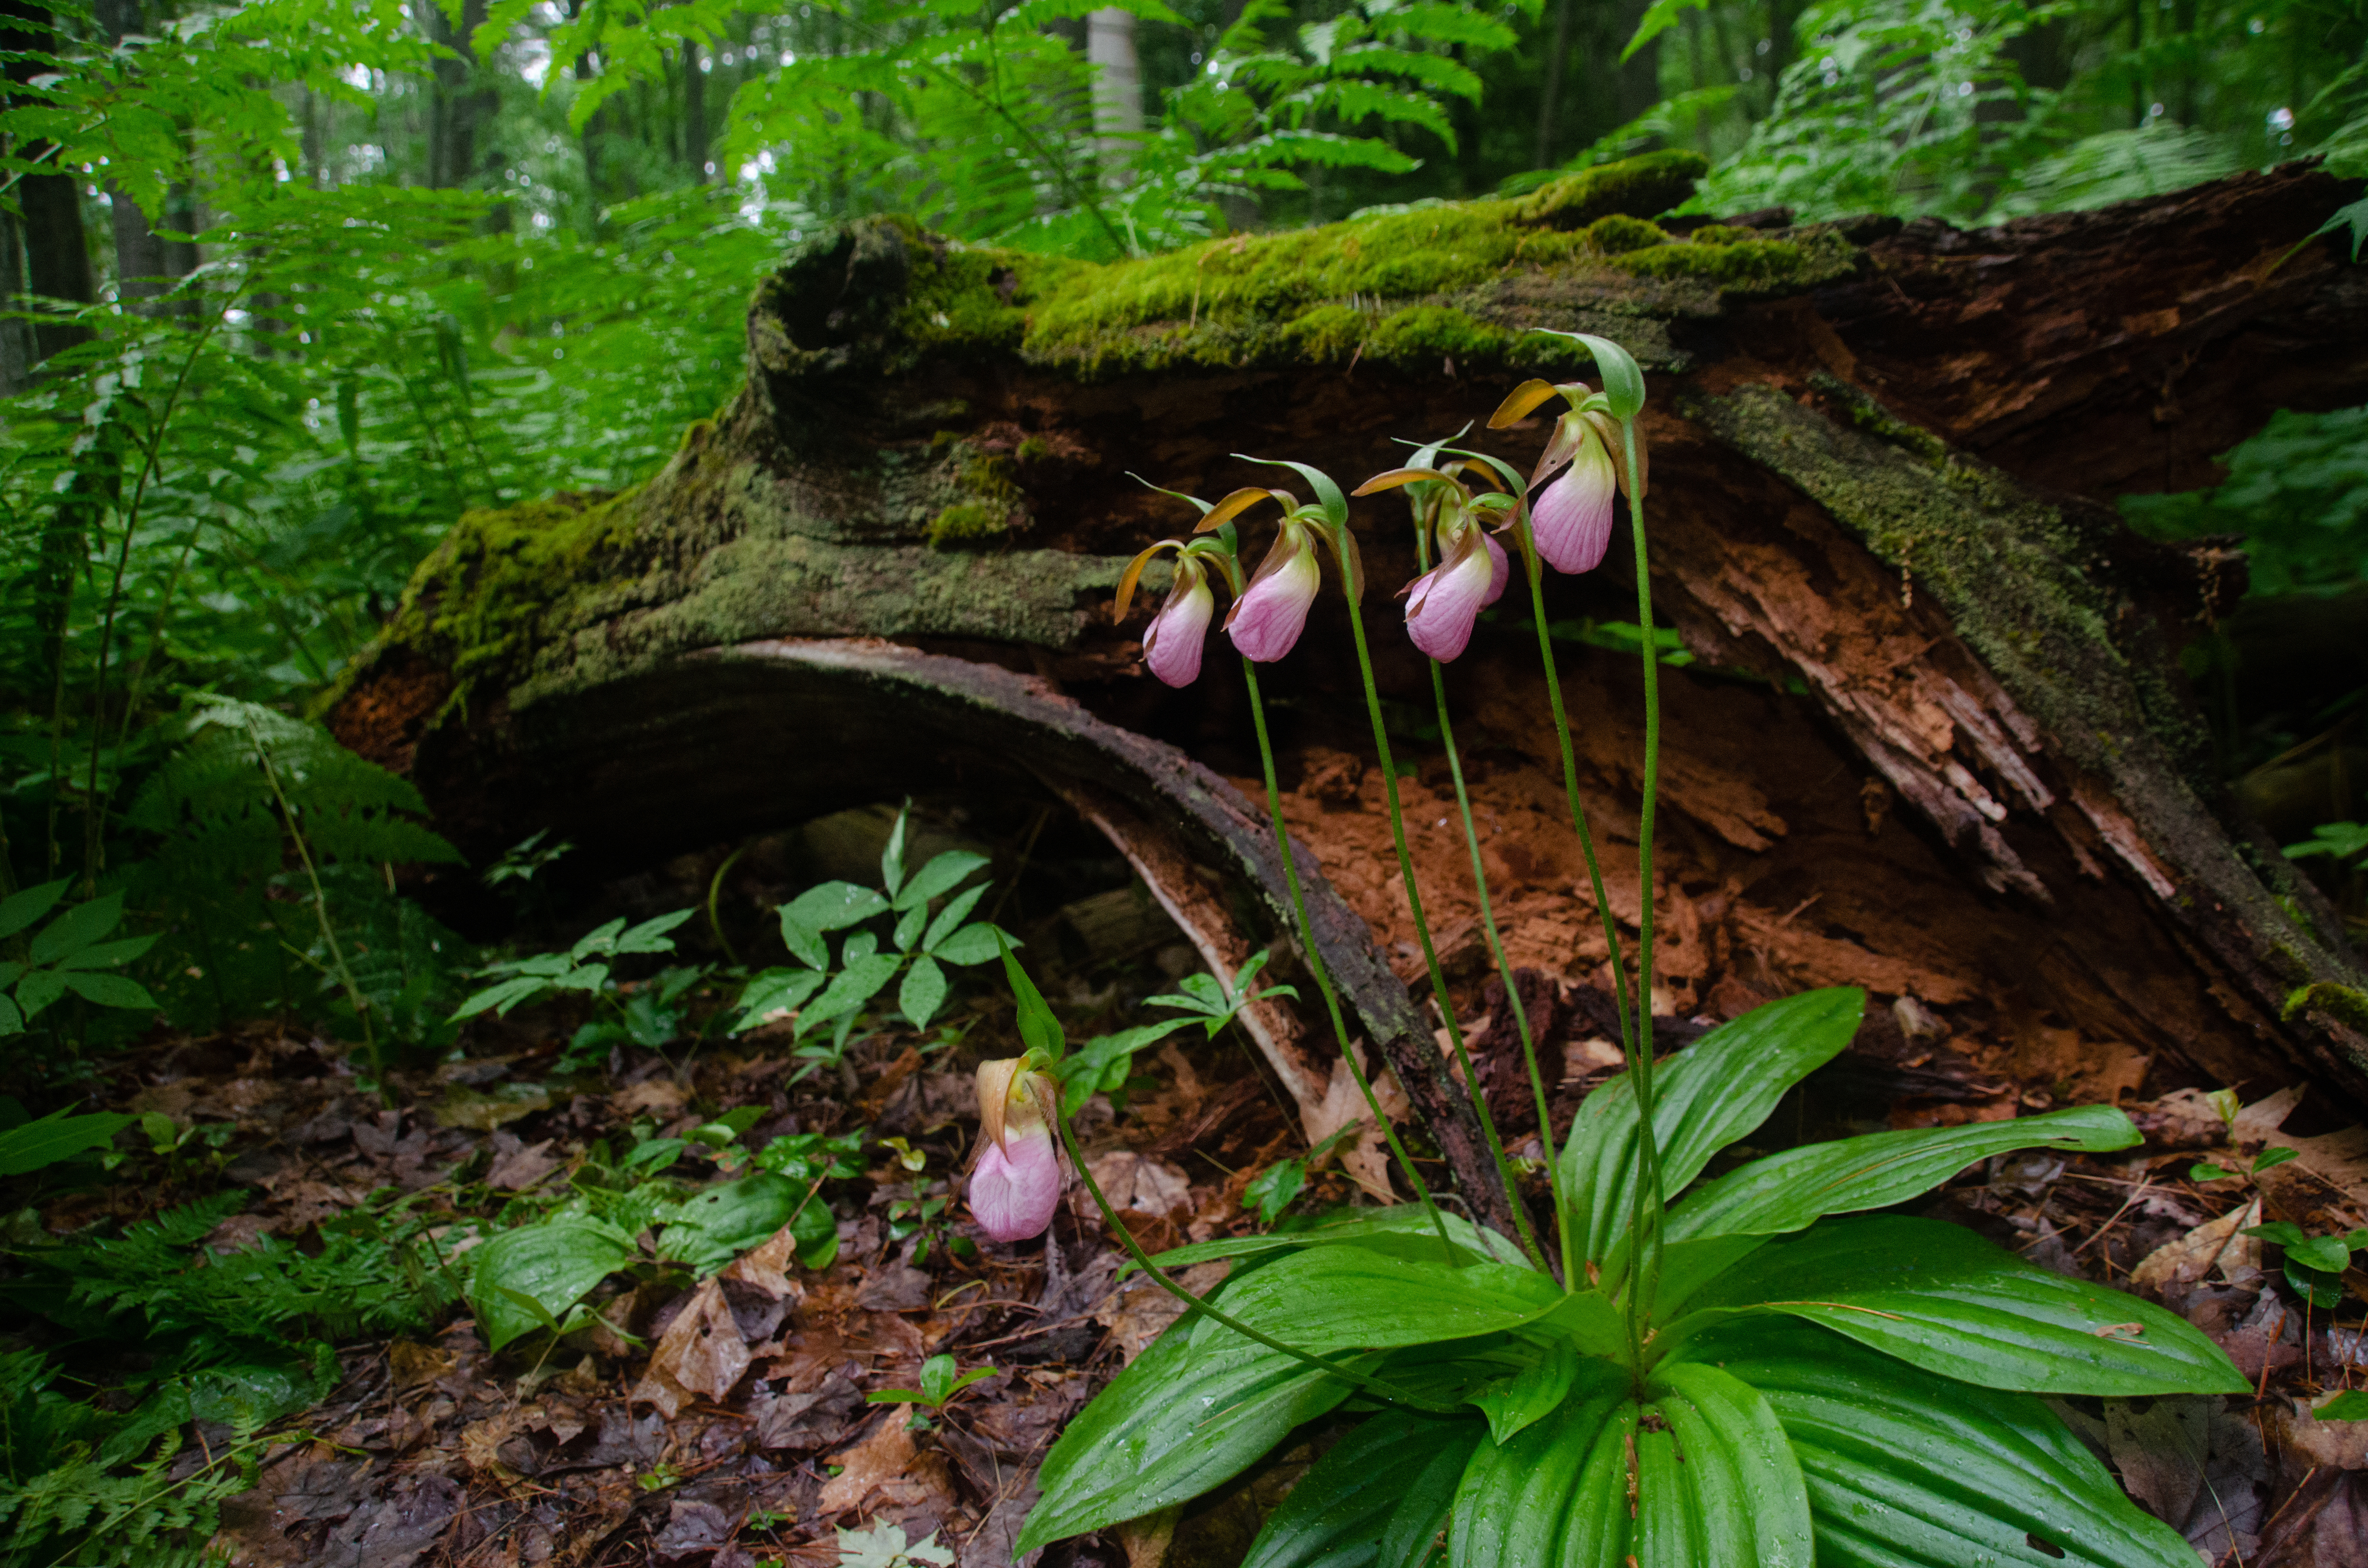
xmin=970 ymin=332 xmax=2246 ymax=1567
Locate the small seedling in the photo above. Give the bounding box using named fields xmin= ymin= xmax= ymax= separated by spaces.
xmin=865 ymin=1353 xmax=996 ymax=1429
xmin=637 ymin=1460 xmax=682 ymax=1492
xmin=1243 ymin=1120 xmax=1368 ymax=1225
xmin=2243 ymin=1219 xmax=2368 ymax=1307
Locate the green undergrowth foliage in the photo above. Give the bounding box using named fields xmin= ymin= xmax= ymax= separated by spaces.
xmin=1015 ymin=984 xmax=2245 ymax=1567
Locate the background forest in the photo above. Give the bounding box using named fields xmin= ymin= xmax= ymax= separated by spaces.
xmin=0 ymin=0 xmax=2366 ymax=1562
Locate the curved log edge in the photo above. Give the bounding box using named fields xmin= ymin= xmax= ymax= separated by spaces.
xmin=328 ymin=154 xmax=2368 ymax=1118
xmin=511 ymin=633 xmax=1525 ymax=1239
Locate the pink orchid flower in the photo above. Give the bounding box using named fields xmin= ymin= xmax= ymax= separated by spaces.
xmin=1141 ymin=556 xmax=1215 ymax=688
xmin=1226 ymin=523 xmax=1322 ymax=662
xmin=970 ymin=1057 xmax=1062 ymax=1242
xmin=1405 ymin=523 xmax=1508 ymax=662
xmin=1529 ymin=413 xmax=1618 ymax=575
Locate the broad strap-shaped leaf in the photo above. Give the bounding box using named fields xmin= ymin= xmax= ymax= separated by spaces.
xmin=1451 ymin=1356 xmax=1630 ymax=1568
xmin=1641 ymin=1362 xmax=1813 ymax=1568
xmin=1468 ymin=1337 xmax=1579 ymax=1446
xmin=1664 ymin=1104 xmax=2140 ymax=1249
xmin=466 ymin=1215 xmax=640 ymax=1351
xmin=1146 ymin=1205 xmax=1531 ymax=1275
xmin=1559 ymin=988 xmax=1864 ymax=1274
xmin=1693 ymin=1320 xmax=2202 ymax=1568
xmin=1668 ymin=1215 xmax=2246 ymax=1396
xmin=1185 ymin=1249 xmax=1565 ymax=1356
xmin=1241 ymin=1408 xmax=1484 ymax=1568
xmin=1017 ymin=1322 xmax=1363 ymax=1554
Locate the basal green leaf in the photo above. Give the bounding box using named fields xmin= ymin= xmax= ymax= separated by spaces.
xmin=1670 ymin=1215 xmax=2246 ymax=1396
xmin=30 ymin=893 xmax=127 ymax=966
xmin=1240 ymin=1408 xmax=1484 ymax=1568
xmin=1017 ymin=1326 xmax=1364 ymax=1553
xmin=894 ymin=849 xmax=990 ymax=912
xmin=1185 ymin=1248 xmax=1565 ymax=1356
xmin=467 ymin=1216 xmax=639 ymax=1351
xmin=1701 ymin=1321 xmax=2200 ymax=1568
xmin=1664 ymin=1105 xmax=2139 ymax=1254
xmin=1145 ymin=1205 xmax=1528 ymax=1275
xmin=1450 ymin=1357 xmax=1630 ymax=1568
xmin=1642 ymin=1362 xmax=1812 ymax=1567
xmin=782 ymin=882 xmax=890 ymax=932
xmin=1561 ymin=989 xmax=1863 ymax=1278
xmin=1468 ymin=1337 xmax=1579 ymax=1445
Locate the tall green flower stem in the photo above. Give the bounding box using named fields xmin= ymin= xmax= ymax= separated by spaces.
xmin=1056 ymin=1109 xmax=1453 ymax=1413
xmin=1330 ymin=525 xmax=1545 ymax=1271
xmin=1238 ymin=655 xmax=1455 ymax=1258
xmin=1615 ymin=413 xmax=1668 ymax=1358
xmin=1423 ymin=657 xmax=1567 ymax=1276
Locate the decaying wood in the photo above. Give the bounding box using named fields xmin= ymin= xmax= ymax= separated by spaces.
xmin=332 ymin=159 xmax=2368 ymax=1206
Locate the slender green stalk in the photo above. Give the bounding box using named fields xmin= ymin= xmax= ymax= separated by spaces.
xmin=1056 ymin=1111 xmax=1452 ymax=1412
xmin=1616 ymin=415 xmax=1668 ymax=1366
xmin=1426 ymin=658 xmax=1565 ymax=1278
xmin=1239 ymin=656 xmax=1454 ymax=1257
xmin=251 ymin=718 xmax=379 ymax=1082
xmin=1335 ymin=524 xmax=1541 ymax=1268
xmin=1516 ymin=519 xmax=1640 ymax=1287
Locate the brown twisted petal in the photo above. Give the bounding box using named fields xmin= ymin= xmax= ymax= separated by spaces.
xmin=1582 ymin=410 xmax=1648 ymax=502
xmin=1196 ymin=486 xmax=1284 ymax=533
xmin=1488 ymin=378 xmax=1561 ymax=429
xmin=975 ymin=1057 xmax=1022 ymax=1154
xmin=1114 ymin=539 xmax=1182 ymax=622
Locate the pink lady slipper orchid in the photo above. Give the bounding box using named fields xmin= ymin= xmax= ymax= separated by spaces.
xmin=1114 ymin=527 xmax=1245 ymax=689
xmin=1404 ymin=522 xmax=1508 ymax=662
xmin=1489 ymin=375 xmax=1649 ymax=576
xmin=970 ymin=1056 xmax=1062 ymax=1242
xmin=1226 ymin=522 xmax=1323 ymax=662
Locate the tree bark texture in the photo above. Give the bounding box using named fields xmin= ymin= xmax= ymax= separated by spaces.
xmin=328 ymin=156 xmax=2368 ymax=1218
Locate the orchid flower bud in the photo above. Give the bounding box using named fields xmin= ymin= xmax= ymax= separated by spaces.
xmin=1142 ymin=555 xmax=1215 ymax=688
xmin=1226 ymin=522 xmax=1322 ymax=662
xmin=1405 ymin=522 xmax=1508 ymax=662
xmin=970 ymin=1057 xmax=1062 ymax=1243
xmin=1529 ymin=413 xmax=1618 ymax=575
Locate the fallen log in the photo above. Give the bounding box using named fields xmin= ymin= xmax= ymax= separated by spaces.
xmin=328 ymin=154 xmax=2368 ymax=1222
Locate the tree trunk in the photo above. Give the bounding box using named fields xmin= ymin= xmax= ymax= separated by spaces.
xmin=328 ymin=157 xmax=2368 ymax=1225
xmin=419 ymin=0 xmax=493 ymax=190
xmin=2 ymin=0 xmax=95 ymax=384
xmin=680 ymin=37 xmax=707 ymax=180
xmin=1085 ymin=7 xmax=1141 ymax=182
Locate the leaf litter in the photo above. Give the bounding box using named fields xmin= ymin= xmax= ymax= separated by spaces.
xmin=13 ymin=795 xmax=2368 ymax=1568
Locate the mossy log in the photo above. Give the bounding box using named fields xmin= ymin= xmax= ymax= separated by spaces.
xmin=330 ymin=155 xmax=2368 ymax=1222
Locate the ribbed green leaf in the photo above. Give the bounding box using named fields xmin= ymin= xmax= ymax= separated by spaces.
xmin=1559 ymin=988 xmax=1864 ymax=1276
xmin=1642 ymin=1362 xmax=1813 ymax=1568
xmin=1671 ymin=1215 xmax=2247 ymax=1396
xmin=1700 ymin=1321 xmax=2201 ymax=1568
xmin=1147 ymin=1205 xmax=1529 ymax=1274
xmin=1555 ymin=1399 xmax=1637 ymax=1568
xmin=1468 ymin=1337 xmax=1578 ymax=1446
xmin=1450 ymin=1357 xmax=1630 ymax=1568
xmin=1185 ymin=1248 xmax=1566 ymax=1356
xmin=1240 ymin=1408 xmax=1484 ymax=1568
xmin=1017 ymin=1324 xmax=1363 ymax=1554
xmin=1664 ymin=1105 xmax=2140 ymax=1250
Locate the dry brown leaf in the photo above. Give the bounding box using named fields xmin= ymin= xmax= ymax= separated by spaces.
xmin=630 ymin=1279 xmax=750 ymax=1418
xmin=485 ymin=1138 xmax=563 ymax=1192
xmin=2271 ymin=1393 xmax=2368 ymax=1470
xmin=388 ymin=1340 xmax=456 ymax=1392
xmin=610 ymin=1079 xmax=689 ymax=1119
xmin=2130 ymin=1197 xmax=2262 ymax=1294
xmin=1087 ymin=1153 xmax=1192 ymax=1216
xmin=818 ymin=1416 xmax=917 ymax=1514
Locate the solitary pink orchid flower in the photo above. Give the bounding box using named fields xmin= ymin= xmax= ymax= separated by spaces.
xmin=1530 ymin=415 xmax=1617 ymax=575
xmin=1226 ymin=525 xmax=1322 ymax=662
xmin=1405 ymin=525 xmax=1508 ymax=662
xmin=970 ymin=1057 xmax=1062 ymax=1242
xmin=1142 ymin=557 xmax=1214 ymax=688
